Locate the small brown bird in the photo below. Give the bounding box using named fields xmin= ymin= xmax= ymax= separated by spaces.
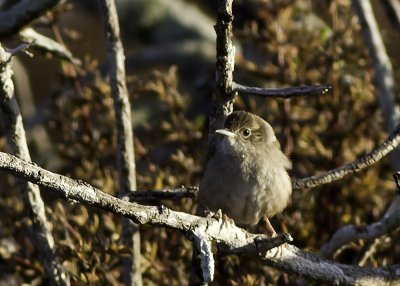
xmin=198 ymin=111 xmax=292 ymax=233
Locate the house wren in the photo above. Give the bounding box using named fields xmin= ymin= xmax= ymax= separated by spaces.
xmin=198 ymin=111 xmax=292 ymax=233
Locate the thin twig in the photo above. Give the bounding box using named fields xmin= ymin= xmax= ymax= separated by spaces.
xmin=0 ymin=43 xmax=69 ymax=285
xmin=0 ymin=152 xmax=399 ymax=286
xmin=20 ymin=28 xmax=81 ymax=66
xmin=121 ymin=186 xmax=198 ymax=202
xmin=97 ymin=0 xmax=142 ymax=285
xmin=293 ymin=123 xmax=400 ymax=189
xmin=254 ymin=233 xmax=293 ymax=255
xmin=5 ymin=43 xmax=32 ymax=57
xmin=356 ymin=238 xmax=381 ymax=266
xmin=232 ymin=82 xmax=332 ymax=98
xmin=0 ymin=43 xmax=31 ymax=68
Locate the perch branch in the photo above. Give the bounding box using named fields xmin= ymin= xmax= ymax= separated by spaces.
xmin=97 ymin=0 xmax=142 ymax=284
xmin=232 ymin=82 xmax=332 ymax=98
xmin=0 ymin=152 xmax=400 ymax=285
xmin=293 ymin=123 xmax=400 ymax=189
xmin=0 ymin=43 xmax=68 ymax=285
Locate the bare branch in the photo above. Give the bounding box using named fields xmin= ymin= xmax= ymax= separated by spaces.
xmin=19 ymin=28 xmax=81 ymax=66
xmin=97 ymin=0 xmax=142 ymax=284
xmin=5 ymin=43 xmax=32 ymax=57
xmin=0 ymin=44 xmax=68 ymax=285
xmin=352 ymin=0 xmax=400 ymax=170
xmin=0 ymin=0 xmax=61 ymax=38
xmin=209 ymin=0 xmax=235 ymax=134
xmin=348 ymin=0 xmax=400 ymax=265
xmin=0 ymin=152 xmax=400 ymax=285
xmin=322 ymin=173 xmax=400 ymax=263
xmin=193 ymin=1 xmax=236 ymax=281
xmin=320 ymin=205 xmax=400 ymax=259
xmin=232 ymin=82 xmax=332 ymax=98
xmin=293 ymin=123 xmax=400 ymax=189
xmin=121 ymin=186 xmax=198 ymax=202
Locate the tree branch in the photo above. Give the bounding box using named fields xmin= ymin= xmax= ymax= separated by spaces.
xmin=0 ymin=152 xmax=400 ymax=285
xmin=352 ymin=0 xmax=400 ymax=170
xmin=19 ymin=28 xmax=81 ymax=66
xmin=232 ymin=82 xmax=332 ymax=98
xmin=209 ymin=0 xmax=235 ymax=135
xmin=319 ymin=171 xmax=400 ymax=263
xmin=0 ymin=43 xmax=68 ymax=285
xmin=320 ymin=204 xmax=400 ymax=259
xmin=0 ymin=0 xmax=61 ymax=38
xmin=97 ymin=0 xmax=142 ymax=284
xmin=293 ymin=123 xmax=400 ymax=189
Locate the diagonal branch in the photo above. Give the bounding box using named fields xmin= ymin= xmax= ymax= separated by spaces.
xmin=19 ymin=28 xmax=81 ymax=66
xmin=232 ymin=82 xmax=332 ymax=98
xmin=293 ymin=123 xmax=400 ymax=189
xmin=322 ymin=173 xmax=400 ymax=265
xmin=0 ymin=152 xmax=399 ymax=285
xmin=320 ymin=205 xmax=400 ymax=259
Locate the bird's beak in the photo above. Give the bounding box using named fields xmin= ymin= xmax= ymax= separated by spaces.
xmin=215 ymin=129 xmax=236 ymax=138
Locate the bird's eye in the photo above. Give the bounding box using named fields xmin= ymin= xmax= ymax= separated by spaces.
xmin=242 ymin=128 xmax=251 ymax=138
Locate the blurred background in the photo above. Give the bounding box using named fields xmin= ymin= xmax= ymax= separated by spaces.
xmin=0 ymin=0 xmax=399 ymax=285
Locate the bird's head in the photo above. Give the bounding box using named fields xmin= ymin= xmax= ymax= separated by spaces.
xmin=216 ymin=110 xmax=278 ymax=148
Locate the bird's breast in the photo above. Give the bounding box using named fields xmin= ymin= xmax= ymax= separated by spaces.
xmin=199 ymin=149 xmax=291 ymax=226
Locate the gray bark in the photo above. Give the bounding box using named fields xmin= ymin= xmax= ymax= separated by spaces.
xmin=96 ymin=0 xmax=142 ymax=285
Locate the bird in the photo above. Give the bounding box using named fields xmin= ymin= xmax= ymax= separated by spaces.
xmin=198 ymin=111 xmax=292 ymax=234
